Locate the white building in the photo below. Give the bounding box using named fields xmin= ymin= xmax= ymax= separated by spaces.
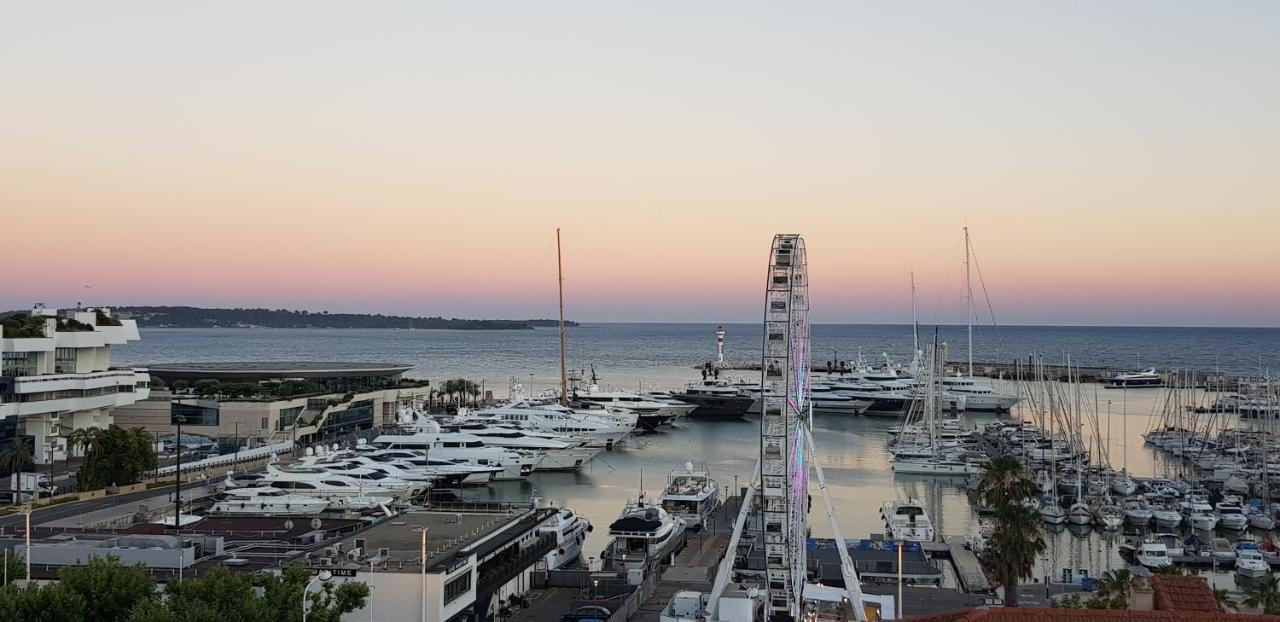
xmin=0 ymin=305 xmax=150 ymax=464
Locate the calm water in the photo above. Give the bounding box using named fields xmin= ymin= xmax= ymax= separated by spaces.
xmin=114 ymin=324 xmax=1280 ymax=588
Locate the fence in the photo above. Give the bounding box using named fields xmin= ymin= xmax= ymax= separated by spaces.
xmin=156 ymin=440 xmax=295 ymax=478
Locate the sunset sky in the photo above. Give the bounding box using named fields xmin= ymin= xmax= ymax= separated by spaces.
xmin=3 ymin=2 xmax=1276 ymax=326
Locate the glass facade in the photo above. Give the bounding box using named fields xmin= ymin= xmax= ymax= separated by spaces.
xmin=2 ymin=352 xmax=36 ymax=377
xmin=277 ymin=406 xmax=304 ymax=430
xmin=319 ymin=399 xmax=374 ymax=432
xmin=54 ymin=348 xmax=77 ymax=374
xmin=172 ymin=401 xmax=220 ymax=426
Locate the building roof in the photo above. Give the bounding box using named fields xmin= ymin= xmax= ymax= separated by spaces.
xmin=1150 ymin=575 xmax=1221 ymax=612
xmin=147 ymin=361 xmax=413 ymax=381
xmin=904 ymin=607 xmax=1265 ymax=622
xmin=353 ymin=507 xmax=555 ymax=573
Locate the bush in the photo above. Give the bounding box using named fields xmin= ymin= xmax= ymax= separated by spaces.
xmin=94 ymin=310 xmax=122 ymax=326
xmin=0 ymin=314 xmax=47 ymax=338
xmin=56 ymin=318 xmax=95 ymax=332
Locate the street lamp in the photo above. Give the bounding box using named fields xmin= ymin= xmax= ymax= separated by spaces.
xmin=302 ymin=570 xmax=333 ymax=622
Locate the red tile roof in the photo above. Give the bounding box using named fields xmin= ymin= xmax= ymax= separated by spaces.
xmin=904 ymin=607 xmax=1268 ymax=622
xmin=1150 ymin=575 xmax=1221 ymax=612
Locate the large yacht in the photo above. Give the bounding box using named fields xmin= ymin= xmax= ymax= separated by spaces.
xmin=538 ymin=507 xmax=592 ymax=570
xmin=439 ymin=422 xmax=602 ymax=471
xmin=880 ymin=499 xmax=936 ymax=542
xmin=669 ymin=380 xmax=754 ymax=419
xmin=470 ymin=401 xmax=633 ymax=449
xmin=808 ymin=385 xmax=872 ymax=416
xmin=659 ymin=463 xmax=721 ymax=530
xmin=348 ymin=444 xmax=504 ymax=484
xmin=1108 ymin=369 xmax=1163 ymax=388
xmin=602 ymin=500 xmax=687 ymax=571
xmin=210 ymin=487 xmax=330 ymax=516
xmin=572 ymin=385 xmax=693 ymax=430
xmin=370 ymin=424 xmax=534 ymax=480
xmin=233 ymin=465 xmax=405 ymax=505
xmin=938 ymin=375 xmax=1020 ymax=411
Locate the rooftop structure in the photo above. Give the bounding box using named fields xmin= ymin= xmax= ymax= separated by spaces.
xmin=1150 ymin=574 xmax=1222 ymax=613
xmin=0 ymin=305 xmax=149 ymax=463
xmin=906 ymin=607 xmax=1263 ymax=622
xmin=147 ymin=361 xmax=413 ymax=392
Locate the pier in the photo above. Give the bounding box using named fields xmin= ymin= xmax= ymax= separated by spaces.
xmin=944 ymin=536 xmax=993 ymax=595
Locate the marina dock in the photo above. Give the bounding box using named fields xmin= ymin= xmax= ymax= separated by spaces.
xmin=944 ymin=536 xmax=993 ymax=594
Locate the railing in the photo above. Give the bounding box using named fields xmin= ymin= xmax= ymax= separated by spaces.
xmin=477 ymin=533 xmax=557 ymax=595
xmin=156 ymin=440 xmax=295 ymax=477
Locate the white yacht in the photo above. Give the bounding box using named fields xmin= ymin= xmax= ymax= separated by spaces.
xmin=659 ymin=463 xmax=721 ymax=530
xmin=1111 ymin=472 xmax=1138 ymax=496
xmin=808 ymin=386 xmax=872 ymax=416
xmin=349 ymin=443 xmax=504 ymax=484
xmin=1134 ymin=538 xmax=1173 ymax=569
xmin=1182 ymin=495 xmax=1219 ymax=531
xmin=1235 ymin=544 xmax=1270 ymax=578
xmin=210 ymin=487 xmax=330 ymax=516
xmin=1151 ymin=501 xmax=1183 ymax=528
xmin=1216 ymin=500 xmax=1250 ymax=530
xmin=471 ymin=401 xmax=633 ymax=449
xmin=371 ymin=423 xmax=534 ymax=480
xmin=442 ymin=422 xmax=601 ymax=471
xmin=1108 ymin=369 xmax=1162 ymax=388
xmin=573 ymin=385 xmax=694 ymax=430
xmin=938 ymin=375 xmax=1020 ymax=411
xmin=538 ymin=508 xmax=591 ymax=570
xmin=235 ymin=465 xmax=403 ymax=505
xmin=1093 ymin=502 xmax=1124 ymax=530
xmin=881 ymin=499 xmax=936 ymax=542
xmin=603 ymin=500 xmax=687 ymax=571
xmin=670 ymin=380 xmax=754 ymax=419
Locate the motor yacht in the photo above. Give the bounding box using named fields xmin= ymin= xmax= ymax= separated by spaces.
xmin=1123 ymin=499 xmax=1154 ymax=525
xmin=1108 ymin=369 xmax=1163 ymax=388
xmin=210 ymin=487 xmax=330 ymax=516
xmin=659 ymin=463 xmax=721 ymax=530
xmin=371 ymin=423 xmax=533 ymax=480
xmin=602 ymin=500 xmax=687 ymax=571
xmin=572 ymin=386 xmax=692 ymax=430
xmin=1216 ymin=500 xmax=1250 ymax=530
xmin=809 ymin=387 xmax=872 ymax=416
xmin=669 ymin=379 xmax=754 ymax=419
xmin=1247 ymin=500 xmax=1276 ymax=530
xmin=881 ymin=499 xmax=936 ymax=542
xmin=1134 ymin=538 xmax=1173 ymax=569
xmin=236 ymin=465 xmax=404 ymax=505
xmin=1151 ymin=501 xmax=1183 ymax=528
xmin=349 ymin=443 xmax=504 ymax=484
xmin=472 ymin=401 xmax=633 ymax=449
xmin=442 ymin=422 xmax=601 ymax=471
xmin=538 ymin=507 xmax=591 ymax=570
xmin=938 ymin=375 xmax=1020 ymax=411
xmin=1182 ymin=495 xmax=1220 ymax=531
xmin=1235 ymin=544 xmax=1270 ymax=578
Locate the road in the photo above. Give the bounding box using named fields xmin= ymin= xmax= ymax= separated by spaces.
xmin=0 ymin=481 xmax=208 ymax=531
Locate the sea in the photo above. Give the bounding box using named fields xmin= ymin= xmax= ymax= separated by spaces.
xmin=113 ymin=323 xmax=1280 ymax=590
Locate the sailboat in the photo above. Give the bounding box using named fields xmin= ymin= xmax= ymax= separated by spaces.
xmin=1041 ymin=373 xmax=1067 ymax=525
xmin=944 ymin=227 xmax=1021 ymax=412
xmin=891 ymin=337 xmax=980 ymax=476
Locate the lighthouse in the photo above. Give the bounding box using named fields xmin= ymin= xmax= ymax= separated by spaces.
xmin=715 ymin=325 xmax=726 ymax=365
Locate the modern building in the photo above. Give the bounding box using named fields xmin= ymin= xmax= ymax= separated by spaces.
xmin=112 ymin=361 xmax=429 ymax=446
xmin=0 ymin=305 xmax=150 ymax=464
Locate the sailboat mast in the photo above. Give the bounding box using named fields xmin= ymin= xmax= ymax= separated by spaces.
xmin=964 ymin=226 xmax=973 ymax=378
xmin=557 ymin=228 xmax=568 ymax=406
xmin=911 ymin=272 xmax=919 ymax=356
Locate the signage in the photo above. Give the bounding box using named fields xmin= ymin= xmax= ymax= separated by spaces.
xmin=1061 ymin=568 xmax=1072 ymax=584
xmin=311 ymin=567 xmax=358 ymax=578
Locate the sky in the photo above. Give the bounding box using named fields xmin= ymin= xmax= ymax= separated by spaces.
xmin=2 ymin=2 xmax=1277 ymax=326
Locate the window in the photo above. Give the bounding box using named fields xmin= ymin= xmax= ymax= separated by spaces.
xmin=2 ymin=352 xmax=36 ymax=377
xmin=443 ymin=573 xmax=471 ymax=605
xmin=54 ymin=348 xmax=77 ymax=374
xmin=278 ymin=406 xmax=304 ymax=430
xmin=172 ymin=402 xmax=219 ymax=426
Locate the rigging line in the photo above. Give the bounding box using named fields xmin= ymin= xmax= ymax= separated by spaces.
xmin=966 ymin=231 xmax=999 ymax=327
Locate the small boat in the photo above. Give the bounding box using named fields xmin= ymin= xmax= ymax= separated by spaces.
xmin=1123 ymin=499 xmax=1154 ymax=525
xmin=1235 ymin=543 xmax=1270 ymax=578
xmin=1093 ymin=502 xmax=1125 ymax=530
xmin=1210 ymin=538 xmax=1237 ymax=563
xmin=1134 ymin=538 xmax=1173 ymax=569
xmin=1042 ymin=502 xmax=1067 ymax=525
xmin=1067 ymin=502 xmax=1093 ymax=526
xmin=1151 ymin=501 xmax=1183 ymax=528
xmin=1247 ymin=499 xmax=1276 ymax=530
xmin=881 ymin=498 xmax=936 ymax=542
xmin=1217 ymin=500 xmax=1250 ymax=531
xmin=1111 ymin=472 xmax=1138 ymax=496
xmin=1183 ymin=496 xmax=1219 ymax=531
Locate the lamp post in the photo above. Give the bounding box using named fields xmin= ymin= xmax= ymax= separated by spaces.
xmin=172 ymin=403 xmax=185 ymax=538
xmin=302 ymin=570 xmax=333 ymax=622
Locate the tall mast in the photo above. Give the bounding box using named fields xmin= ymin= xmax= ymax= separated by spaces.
xmin=911 ymin=272 xmax=919 ymax=357
xmin=557 ymin=228 xmax=568 ymax=406
xmin=964 ymin=226 xmax=973 ymax=378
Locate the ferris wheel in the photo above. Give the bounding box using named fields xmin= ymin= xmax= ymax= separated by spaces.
xmin=759 ymin=234 xmax=810 ymax=619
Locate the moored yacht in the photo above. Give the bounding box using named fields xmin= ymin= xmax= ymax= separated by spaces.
xmin=210 ymin=487 xmax=330 ymax=516
xmin=1108 ymin=369 xmax=1163 ymax=388
xmin=881 ymin=499 xmax=936 ymax=542
xmin=659 ymin=462 xmax=721 ymax=530
xmin=938 ymin=375 xmax=1020 ymax=411
xmin=371 ymin=422 xmax=533 ymax=480
xmin=573 ymin=384 xmax=694 ymax=430
xmin=602 ymin=500 xmax=687 ymax=571
xmin=670 ymin=379 xmax=753 ymax=419
xmin=538 ymin=508 xmax=592 ymax=570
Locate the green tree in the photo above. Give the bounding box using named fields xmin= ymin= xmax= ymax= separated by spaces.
xmin=1092 ymin=569 xmax=1131 ymax=609
xmin=254 ymin=565 xmax=369 ymax=622
xmin=0 ymin=441 xmax=34 ymax=506
xmin=59 ymin=555 xmax=156 ymax=622
xmin=1244 ymin=576 xmax=1280 ymax=614
xmin=1215 ymin=587 xmax=1238 ymax=612
xmin=982 ymin=502 xmax=1046 ymax=607
xmin=1 ymin=550 xmax=22 ymax=587
xmin=76 ymin=425 xmax=158 ymax=490
xmin=0 ymin=581 xmax=88 ymax=622
xmin=976 ymin=456 xmax=1037 ymax=509
xmin=1153 ymin=564 xmax=1188 ymax=576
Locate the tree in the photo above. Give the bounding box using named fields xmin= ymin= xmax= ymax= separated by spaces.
xmin=1 ymin=550 xmax=22 ymax=587
xmin=0 ymin=582 xmax=88 ymax=622
xmin=0 ymin=441 xmax=34 ymax=506
xmin=1092 ymin=569 xmax=1132 ymax=609
xmin=982 ymin=502 xmax=1046 ymax=607
xmin=1153 ymin=564 xmax=1188 ymax=576
xmin=59 ymin=555 xmax=157 ymax=622
xmin=977 ymin=456 xmax=1037 ymax=509
xmin=1215 ymin=587 xmax=1238 ymax=612
xmin=76 ymin=425 xmax=158 ymax=490
xmin=1243 ymin=576 xmax=1280 ymax=614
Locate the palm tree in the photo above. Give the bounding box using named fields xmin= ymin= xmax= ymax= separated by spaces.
xmin=1243 ymin=576 xmax=1280 ymax=614
xmin=977 ymin=456 xmax=1037 ymax=509
xmin=983 ymin=502 xmax=1046 ymax=607
xmin=1214 ymin=587 xmax=1238 ymax=612
xmin=1095 ymin=569 xmax=1132 ymax=608
xmin=0 ymin=441 xmax=35 ymax=506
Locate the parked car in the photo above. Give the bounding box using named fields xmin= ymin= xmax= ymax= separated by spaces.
xmin=560 ymin=605 xmax=611 ymax=622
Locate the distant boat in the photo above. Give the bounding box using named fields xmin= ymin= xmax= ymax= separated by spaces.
xmin=1107 ymin=369 xmax=1163 ymax=388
